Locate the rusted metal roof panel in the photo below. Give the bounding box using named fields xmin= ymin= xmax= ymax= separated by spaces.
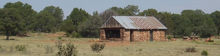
xmin=113 ymin=16 xmax=140 ymax=29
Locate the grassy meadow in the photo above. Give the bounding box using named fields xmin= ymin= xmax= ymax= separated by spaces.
xmin=0 ymin=32 xmax=220 ymax=56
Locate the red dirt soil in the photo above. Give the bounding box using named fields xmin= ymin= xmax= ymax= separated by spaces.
xmin=29 ymin=32 xmax=132 ymax=46
xmin=30 ymin=40 xmax=132 ymax=46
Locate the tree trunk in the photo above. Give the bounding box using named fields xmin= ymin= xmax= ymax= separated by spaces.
xmin=218 ymin=29 xmax=220 ymax=35
xmin=6 ymin=30 xmax=9 ymax=40
xmin=6 ymin=35 xmax=9 ymax=40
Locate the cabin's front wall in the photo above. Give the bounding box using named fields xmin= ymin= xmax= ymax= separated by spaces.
xmin=131 ymin=31 xmax=150 ymax=41
xmin=153 ymin=30 xmax=166 ymax=41
xmin=100 ymin=29 xmax=166 ymax=41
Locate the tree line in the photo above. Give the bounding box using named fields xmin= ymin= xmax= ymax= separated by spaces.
xmin=0 ymin=1 xmax=219 ymax=40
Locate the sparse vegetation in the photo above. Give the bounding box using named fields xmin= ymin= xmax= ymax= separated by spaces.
xmin=0 ymin=34 xmax=220 ymax=56
xmin=185 ymin=47 xmax=196 ymax=52
xmin=55 ymin=41 xmax=77 ymax=56
xmin=91 ymin=43 xmax=105 ymax=52
xmin=167 ymin=36 xmax=173 ymax=40
xmin=45 ymin=45 xmax=53 ymax=54
xmin=208 ymin=40 xmax=214 ymax=42
xmin=15 ymin=44 xmax=27 ymax=51
xmin=201 ymin=50 xmax=208 ymax=56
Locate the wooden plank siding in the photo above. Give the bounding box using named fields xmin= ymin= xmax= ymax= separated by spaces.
xmin=101 ymin=17 xmax=123 ymax=28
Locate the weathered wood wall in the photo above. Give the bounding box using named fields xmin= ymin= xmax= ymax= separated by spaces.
xmin=101 ymin=17 xmax=123 ymax=28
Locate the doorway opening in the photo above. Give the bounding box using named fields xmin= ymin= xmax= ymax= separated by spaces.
xmin=150 ymin=31 xmax=153 ymax=41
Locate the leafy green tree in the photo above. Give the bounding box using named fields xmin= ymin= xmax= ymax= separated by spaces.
xmin=30 ymin=6 xmax=63 ymax=32
xmin=40 ymin=6 xmax=64 ymax=31
xmin=0 ymin=8 xmax=25 ymax=40
xmin=172 ymin=14 xmax=192 ymax=37
xmin=198 ymin=14 xmax=216 ymax=37
xmin=138 ymin=9 xmax=158 ymax=16
xmin=62 ymin=8 xmax=90 ymax=37
xmin=78 ymin=11 xmax=103 ymax=38
xmin=100 ymin=9 xmax=118 ymax=23
xmin=210 ymin=11 xmax=220 ymax=35
xmin=181 ymin=9 xmax=216 ymax=37
xmin=110 ymin=7 xmax=124 ymax=15
xmin=32 ymin=11 xmax=56 ymax=32
xmin=162 ymin=12 xmax=174 ymax=35
xmin=181 ymin=9 xmax=205 ymax=35
xmin=124 ymin=5 xmax=139 ymax=16
xmin=3 ymin=1 xmax=37 ymax=31
xmin=110 ymin=5 xmax=139 ymax=16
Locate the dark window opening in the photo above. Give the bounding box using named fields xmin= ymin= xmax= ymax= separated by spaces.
xmin=105 ymin=30 xmax=120 ymax=39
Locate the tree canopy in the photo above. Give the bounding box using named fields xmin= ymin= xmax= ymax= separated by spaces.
xmin=0 ymin=1 xmax=220 ymax=38
xmin=0 ymin=8 xmax=24 ymax=40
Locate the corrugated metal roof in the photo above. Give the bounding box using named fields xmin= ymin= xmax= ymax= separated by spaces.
xmin=113 ymin=16 xmax=140 ymax=29
xmin=101 ymin=16 xmax=167 ymax=29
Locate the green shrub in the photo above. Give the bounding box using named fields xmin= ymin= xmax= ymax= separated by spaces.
xmin=138 ymin=49 xmax=142 ymax=51
xmin=71 ymin=32 xmax=81 ymax=38
xmin=55 ymin=41 xmax=77 ymax=56
xmin=0 ymin=45 xmax=2 ymax=49
xmin=90 ymin=43 xmax=105 ymax=52
xmin=185 ymin=47 xmax=196 ymax=52
xmin=15 ymin=44 xmax=26 ymax=51
xmin=0 ymin=45 xmax=6 ymax=53
xmin=58 ymin=37 xmax=62 ymax=40
xmin=201 ymin=50 xmax=208 ymax=56
xmin=167 ymin=36 xmax=172 ymax=40
xmin=208 ymin=40 xmax=214 ymax=42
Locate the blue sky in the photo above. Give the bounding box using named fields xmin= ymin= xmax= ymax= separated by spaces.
xmin=0 ymin=0 xmax=220 ymax=19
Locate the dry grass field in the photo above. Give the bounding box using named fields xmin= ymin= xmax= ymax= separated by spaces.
xmin=0 ymin=32 xmax=220 ymax=56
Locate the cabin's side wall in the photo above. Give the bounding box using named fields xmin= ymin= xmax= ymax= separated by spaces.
xmin=132 ymin=31 xmax=150 ymax=41
xmin=100 ymin=29 xmax=106 ymax=40
xmin=153 ymin=30 xmax=166 ymax=41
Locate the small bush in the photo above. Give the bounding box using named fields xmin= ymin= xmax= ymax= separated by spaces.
xmin=55 ymin=41 xmax=77 ymax=56
xmin=90 ymin=43 xmax=105 ymax=52
xmin=138 ymin=49 xmax=142 ymax=51
xmin=0 ymin=45 xmax=6 ymax=53
xmin=71 ymin=32 xmax=81 ymax=38
xmin=201 ymin=50 xmax=208 ymax=56
xmin=0 ymin=45 xmax=2 ymax=49
xmin=208 ymin=40 xmax=214 ymax=42
xmin=58 ymin=37 xmax=62 ymax=40
xmin=167 ymin=36 xmax=172 ymax=40
xmin=185 ymin=47 xmax=196 ymax=52
xmin=15 ymin=44 xmax=26 ymax=51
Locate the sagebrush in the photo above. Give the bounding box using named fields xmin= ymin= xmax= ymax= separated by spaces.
xmin=15 ymin=44 xmax=26 ymax=51
xmin=55 ymin=41 xmax=77 ymax=56
xmin=185 ymin=47 xmax=196 ymax=52
xmin=90 ymin=43 xmax=105 ymax=52
xmin=201 ymin=50 xmax=208 ymax=56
